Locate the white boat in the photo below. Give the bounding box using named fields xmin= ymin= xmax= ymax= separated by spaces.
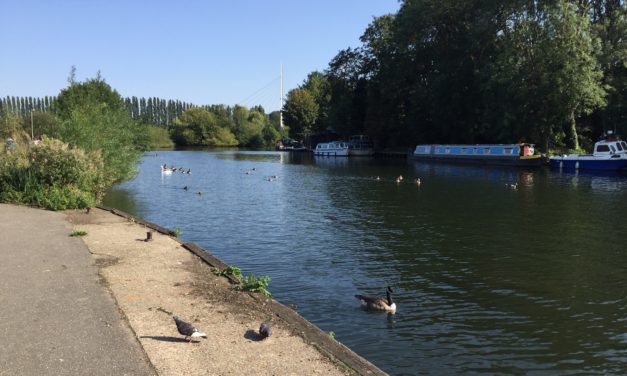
xmin=549 ymin=131 xmax=627 ymax=171
xmin=348 ymin=135 xmax=375 ymax=156
xmin=314 ymin=141 xmax=349 ymax=157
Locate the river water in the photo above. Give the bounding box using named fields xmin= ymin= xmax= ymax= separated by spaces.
xmin=104 ymin=150 xmax=627 ymax=375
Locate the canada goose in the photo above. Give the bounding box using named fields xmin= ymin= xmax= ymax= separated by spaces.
xmin=355 ymin=286 xmax=397 ymax=312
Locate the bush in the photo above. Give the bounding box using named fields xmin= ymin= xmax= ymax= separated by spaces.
xmin=0 ymin=138 xmax=105 ymax=210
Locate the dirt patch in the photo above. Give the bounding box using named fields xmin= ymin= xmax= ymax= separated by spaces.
xmin=65 ymin=207 xmax=384 ymax=376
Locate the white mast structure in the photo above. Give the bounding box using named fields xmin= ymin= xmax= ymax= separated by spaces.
xmin=280 ymin=63 xmax=284 ymax=128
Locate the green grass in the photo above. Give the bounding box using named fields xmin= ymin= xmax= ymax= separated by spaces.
xmin=70 ymin=230 xmax=88 ymax=237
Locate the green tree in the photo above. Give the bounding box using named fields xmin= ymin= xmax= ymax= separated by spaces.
xmin=283 ymin=88 xmax=319 ymax=141
xmin=171 ymin=107 xmax=237 ymax=146
xmin=55 ymin=75 xmax=125 ymax=120
xmin=487 ymin=0 xmax=606 ymax=151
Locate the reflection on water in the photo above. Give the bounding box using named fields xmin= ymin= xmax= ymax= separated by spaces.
xmin=104 ymin=150 xmax=627 ymax=375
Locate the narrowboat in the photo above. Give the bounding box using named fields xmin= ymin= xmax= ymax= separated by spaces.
xmin=314 ymin=141 xmax=350 ymax=157
xmin=348 ymin=135 xmax=375 ymax=156
xmin=413 ymin=143 xmax=543 ymax=167
xmin=549 ymin=132 xmax=627 ymax=171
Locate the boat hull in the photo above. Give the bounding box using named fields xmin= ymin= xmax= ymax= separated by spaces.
xmin=314 ymin=149 xmax=350 ymax=157
xmin=549 ymin=156 xmax=627 ymax=171
xmin=413 ymin=154 xmax=544 ymax=167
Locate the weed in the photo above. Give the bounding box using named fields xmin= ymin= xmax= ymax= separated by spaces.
xmin=70 ymin=230 xmax=88 ymax=237
xmin=327 ymin=331 xmax=336 ymax=340
xmin=172 ymin=227 xmax=182 ymax=238
xmin=237 ymin=273 xmax=272 ymax=297
xmin=214 ymin=265 xmax=242 ymax=279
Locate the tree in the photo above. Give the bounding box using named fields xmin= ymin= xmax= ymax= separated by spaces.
xmin=283 ymin=88 xmax=319 ymax=141
xmin=486 ymin=0 xmax=606 ymax=151
xmin=171 ymin=107 xmax=237 ymax=146
xmin=55 ymin=75 xmax=125 ymax=120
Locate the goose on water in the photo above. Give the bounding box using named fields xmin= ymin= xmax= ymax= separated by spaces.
xmin=355 ymin=286 xmax=397 ymax=313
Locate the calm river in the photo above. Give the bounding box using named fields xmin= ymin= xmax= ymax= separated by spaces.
xmin=104 ymin=150 xmax=627 ymax=375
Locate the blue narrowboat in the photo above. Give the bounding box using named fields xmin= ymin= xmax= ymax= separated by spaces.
xmin=413 ymin=143 xmax=543 ymax=167
xmin=549 ymin=132 xmax=627 ymax=171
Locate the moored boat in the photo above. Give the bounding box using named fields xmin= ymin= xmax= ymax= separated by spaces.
xmin=413 ymin=143 xmax=543 ymax=167
xmin=549 ymin=132 xmax=627 ymax=171
xmin=348 ymin=135 xmax=375 ymax=156
xmin=314 ymin=141 xmax=350 ymax=157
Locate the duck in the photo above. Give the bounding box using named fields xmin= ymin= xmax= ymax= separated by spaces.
xmin=375 ymin=176 xmax=380 ymax=181
xmin=415 ymin=178 xmax=421 ymax=186
xmin=396 ymin=177 xmax=402 ymax=183
xmin=355 ymin=286 xmax=396 ymax=313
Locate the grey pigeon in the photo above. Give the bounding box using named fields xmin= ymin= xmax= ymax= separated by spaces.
xmin=173 ymin=316 xmax=207 ymax=342
xmin=259 ymin=322 xmax=272 ymax=339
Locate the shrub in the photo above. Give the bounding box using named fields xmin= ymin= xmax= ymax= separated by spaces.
xmin=0 ymin=138 xmax=105 ymax=210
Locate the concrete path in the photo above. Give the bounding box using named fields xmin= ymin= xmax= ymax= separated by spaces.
xmin=0 ymin=204 xmax=155 ymax=376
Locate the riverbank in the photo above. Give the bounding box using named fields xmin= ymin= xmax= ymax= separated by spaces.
xmin=0 ymin=204 xmax=385 ymax=375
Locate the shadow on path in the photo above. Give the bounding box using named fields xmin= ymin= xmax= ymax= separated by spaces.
xmin=140 ymin=336 xmax=198 ymax=343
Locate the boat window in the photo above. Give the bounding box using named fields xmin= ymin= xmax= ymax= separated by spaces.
xmin=622 ymin=141 xmax=627 ymax=151
xmin=446 ymin=147 xmax=450 ymax=154
xmin=615 ymin=142 xmax=623 ymax=151
xmin=610 ymin=145 xmax=616 ymax=152
xmin=596 ymin=144 xmax=610 ymax=152
xmin=504 ymin=148 xmax=513 ymax=154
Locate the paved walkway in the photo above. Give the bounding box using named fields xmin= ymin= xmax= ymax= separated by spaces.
xmin=0 ymin=204 xmax=155 ymax=376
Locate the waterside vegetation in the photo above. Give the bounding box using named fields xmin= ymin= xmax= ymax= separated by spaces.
xmin=282 ymin=0 xmax=627 ymax=153
xmin=1 ymin=70 xmax=286 ymax=210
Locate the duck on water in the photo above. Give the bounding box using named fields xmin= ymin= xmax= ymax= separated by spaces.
xmin=355 ymin=286 xmax=397 ymax=313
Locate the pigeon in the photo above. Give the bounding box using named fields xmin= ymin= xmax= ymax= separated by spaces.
xmin=259 ymin=322 xmax=272 ymax=339
xmin=173 ymin=316 xmax=207 ymax=342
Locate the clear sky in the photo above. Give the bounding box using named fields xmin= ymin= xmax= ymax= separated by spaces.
xmin=0 ymin=0 xmax=400 ymax=112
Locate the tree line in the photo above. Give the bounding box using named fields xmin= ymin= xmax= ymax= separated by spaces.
xmin=1 ymin=94 xmax=284 ymax=148
xmin=283 ymin=0 xmax=627 ymax=152
xmin=3 ymin=95 xmax=223 ymax=128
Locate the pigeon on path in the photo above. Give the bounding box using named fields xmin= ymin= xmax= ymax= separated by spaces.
xmin=259 ymin=322 xmax=272 ymax=339
xmin=173 ymin=316 xmax=207 ymax=342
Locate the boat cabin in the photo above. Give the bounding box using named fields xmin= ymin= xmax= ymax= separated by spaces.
xmin=592 ymin=136 xmax=627 ymax=157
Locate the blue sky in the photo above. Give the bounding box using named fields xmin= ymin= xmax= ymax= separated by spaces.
xmin=0 ymin=0 xmax=400 ymax=112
